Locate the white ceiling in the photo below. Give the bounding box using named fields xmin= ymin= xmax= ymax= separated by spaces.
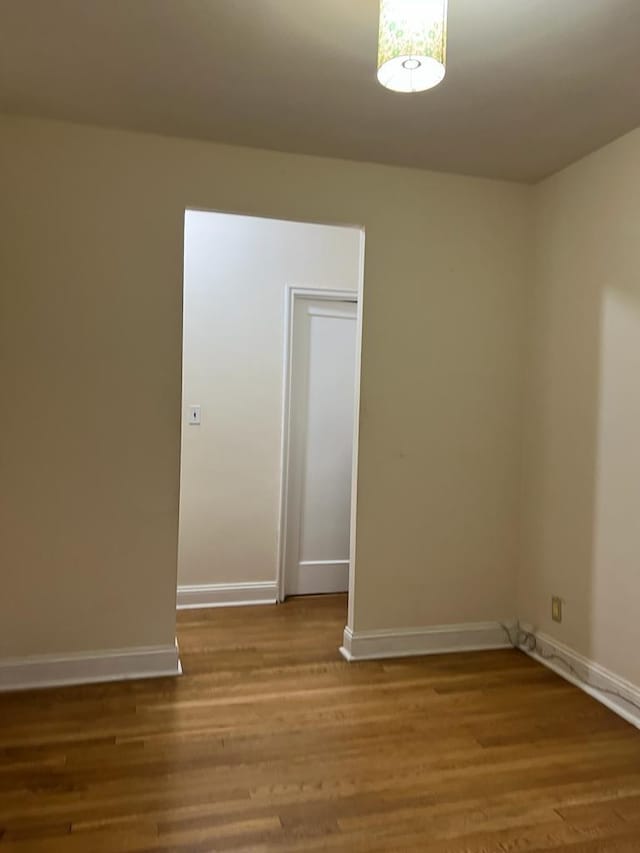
xmin=1 ymin=0 xmax=639 ymax=182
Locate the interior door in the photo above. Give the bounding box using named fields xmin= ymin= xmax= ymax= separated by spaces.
xmin=285 ymin=296 xmax=358 ymax=596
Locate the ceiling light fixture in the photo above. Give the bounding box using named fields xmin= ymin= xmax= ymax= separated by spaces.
xmin=377 ymin=0 xmax=448 ymax=93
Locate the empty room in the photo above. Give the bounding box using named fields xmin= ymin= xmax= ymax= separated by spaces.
xmin=1 ymin=1 xmax=640 ymax=851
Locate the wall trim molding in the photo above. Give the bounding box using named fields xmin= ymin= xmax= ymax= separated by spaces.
xmin=176 ymin=581 xmax=278 ymax=610
xmin=340 ymin=621 xmax=513 ymax=662
xmin=518 ymin=625 xmax=640 ymax=730
xmin=0 ymin=641 xmax=181 ymax=693
xmin=340 ymin=619 xmax=640 ymax=729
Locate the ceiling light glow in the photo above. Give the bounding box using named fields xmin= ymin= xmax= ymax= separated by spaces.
xmin=377 ymin=0 xmax=448 ymax=93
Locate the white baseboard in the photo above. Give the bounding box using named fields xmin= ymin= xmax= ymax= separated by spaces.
xmin=518 ymin=626 xmax=640 ymax=730
xmin=340 ymin=621 xmax=513 ymax=662
xmin=0 ymin=640 xmax=181 ymax=693
xmin=286 ymin=560 xmax=349 ymax=596
xmin=177 ymin=581 xmax=278 ymax=610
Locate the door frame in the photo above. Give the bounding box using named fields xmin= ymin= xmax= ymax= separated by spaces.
xmin=277 ymin=286 xmax=361 ymax=603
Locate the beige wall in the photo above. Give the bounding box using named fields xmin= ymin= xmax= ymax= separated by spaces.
xmin=179 ymin=211 xmax=361 ymax=587
xmin=0 ymin=114 xmax=529 ymax=661
xmin=520 ymin=128 xmax=640 ymax=685
xmin=4 ymin=110 xmax=637 ymax=690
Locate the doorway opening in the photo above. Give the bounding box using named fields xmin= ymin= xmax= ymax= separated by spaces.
xmin=178 ymin=210 xmax=365 ymax=638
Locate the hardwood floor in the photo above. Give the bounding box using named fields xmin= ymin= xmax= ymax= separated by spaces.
xmin=2 ymin=594 xmax=640 ymax=851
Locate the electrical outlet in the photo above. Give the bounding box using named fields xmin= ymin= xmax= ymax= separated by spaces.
xmin=551 ymin=596 xmax=563 ymax=623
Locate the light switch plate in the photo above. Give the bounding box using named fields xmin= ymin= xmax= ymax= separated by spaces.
xmin=188 ymin=405 xmax=201 ymax=425
xmin=551 ymin=596 xmax=563 ymax=623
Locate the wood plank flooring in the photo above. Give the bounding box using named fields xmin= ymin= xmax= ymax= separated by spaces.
xmin=2 ymin=594 xmax=640 ymax=851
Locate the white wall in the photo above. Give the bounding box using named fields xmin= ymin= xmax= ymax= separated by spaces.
xmin=0 ymin=114 xmax=529 ymax=667
xmin=5 ymin=110 xmax=640 ymax=695
xmin=179 ymin=212 xmax=361 ymax=588
xmin=520 ymin=128 xmax=640 ymax=686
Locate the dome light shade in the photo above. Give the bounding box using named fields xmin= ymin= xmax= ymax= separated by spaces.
xmin=377 ymin=0 xmax=448 ymax=93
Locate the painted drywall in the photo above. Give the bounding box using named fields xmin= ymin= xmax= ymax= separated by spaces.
xmin=0 ymin=113 xmax=529 ymax=663
xmin=179 ymin=212 xmax=361 ymax=587
xmin=520 ymin=127 xmax=640 ymax=686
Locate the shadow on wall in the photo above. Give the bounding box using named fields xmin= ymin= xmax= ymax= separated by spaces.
xmin=519 ymin=139 xmax=640 ymax=701
xmin=590 ymin=286 xmax=640 ymax=679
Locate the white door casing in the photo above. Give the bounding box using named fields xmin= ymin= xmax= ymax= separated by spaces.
xmin=281 ymin=293 xmax=358 ymax=597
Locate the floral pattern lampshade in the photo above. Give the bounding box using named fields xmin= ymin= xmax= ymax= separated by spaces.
xmin=377 ymin=0 xmax=448 ymax=93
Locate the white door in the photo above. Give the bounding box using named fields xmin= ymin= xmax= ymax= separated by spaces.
xmin=284 ymin=297 xmax=358 ymax=596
